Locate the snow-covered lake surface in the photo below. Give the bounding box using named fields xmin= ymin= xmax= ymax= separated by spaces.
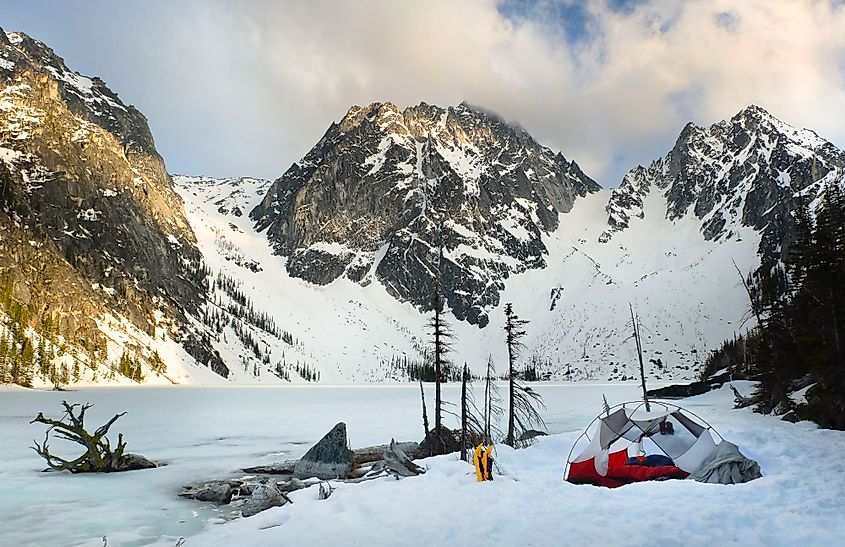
xmin=1 ymin=383 xmax=843 ymax=546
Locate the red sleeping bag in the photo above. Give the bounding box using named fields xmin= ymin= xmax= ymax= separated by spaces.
xmin=606 ymin=463 xmax=688 ymax=483
xmin=567 ymin=449 xmax=688 ymax=488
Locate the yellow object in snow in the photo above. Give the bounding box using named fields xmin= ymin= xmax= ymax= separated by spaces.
xmin=473 ymin=444 xmax=494 ymax=482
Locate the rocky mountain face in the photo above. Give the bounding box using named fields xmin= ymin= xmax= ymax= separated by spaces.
xmin=0 ymin=28 xmax=225 ymax=385
xmin=601 ymin=105 xmax=845 ymax=265
xmin=251 ymin=101 xmax=599 ymax=326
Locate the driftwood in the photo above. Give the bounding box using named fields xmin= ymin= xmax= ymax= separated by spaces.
xmin=242 ymin=460 xmax=298 ymax=475
xmin=30 ymin=401 xmax=156 ymax=473
xmin=731 ymin=385 xmax=760 ymax=409
xmin=353 ymin=441 xmax=419 ymax=465
xmin=364 ymin=439 xmax=426 ymax=479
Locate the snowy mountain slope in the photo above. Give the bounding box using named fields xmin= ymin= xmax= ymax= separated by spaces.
xmin=251 ymin=102 xmax=600 ymax=327
xmin=176 ymin=171 xmax=761 ymax=383
xmin=602 ymin=105 xmax=845 ymax=264
xmin=178 ymin=104 xmax=845 ymax=384
xmin=175 ymin=175 xmax=429 ymax=383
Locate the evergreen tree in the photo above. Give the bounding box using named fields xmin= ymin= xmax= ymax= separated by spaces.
xmin=428 ymin=276 xmax=452 ymax=434
xmin=0 ymin=333 xmax=9 ymax=383
xmin=503 ymin=303 xmax=545 ymax=446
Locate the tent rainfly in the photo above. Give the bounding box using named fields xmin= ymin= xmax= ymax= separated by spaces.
xmin=564 ymin=400 xmax=761 ymax=488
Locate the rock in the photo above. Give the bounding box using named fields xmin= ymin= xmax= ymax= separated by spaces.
xmin=239 ymin=482 xmax=287 ymax=517
xmin=602 ymin=105 xmax=845 ymax=272
xmin=417 ymin=425 xmax=461 ymax=457
xmin=293 ymin=423 xmax=355 ymax=480
xmin=181 ymin=481 xmax=235 ymax=504
xmin=250 ymin=101 xmax=600 ymax=326
xmin=781 ymin=410 xmax=801 ymax=423
xmin=0 ymin=29 xmax=227 ymax=385
xmin=114 ymin=453 xmax=157 ymax=471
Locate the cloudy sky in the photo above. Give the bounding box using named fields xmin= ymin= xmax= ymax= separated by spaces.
xmin=5 ymin=0 xmax=845 ymax=186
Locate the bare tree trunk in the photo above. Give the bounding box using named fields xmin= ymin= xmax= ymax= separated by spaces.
xmin=506 ymin=337 xmax=515 ymax=446
xmin=419 ymin=379 xmax=430 ymax=446
xmin=630 ymin=304 xmax=650 ymax=412
xmin=460 ymin=363 xmax=468 ymax=461
xmin=434 ymin=304 xmax=442 ymax=432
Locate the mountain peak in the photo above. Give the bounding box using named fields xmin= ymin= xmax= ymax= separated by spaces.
xmin=604 ymin=104 xmax=845 ymax=265
xmin=253 ymin=100 xmax=599 ymax=326
xmin=733 ymin=103 xmax=773 ymax=121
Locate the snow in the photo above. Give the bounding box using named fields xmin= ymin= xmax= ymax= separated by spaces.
xmin=1 ymin=383 xmax=842 ymax=546
xmin=0 ymin=145 xmax=23 ymax=167
xmin=45 ymin=65 xmax=127 ymax=114
xmin=171 ymin=174 xmax=763 ymax=385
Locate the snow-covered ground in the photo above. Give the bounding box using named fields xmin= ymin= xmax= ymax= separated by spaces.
xmin=1 ymin=383 xmax=843 ymax=546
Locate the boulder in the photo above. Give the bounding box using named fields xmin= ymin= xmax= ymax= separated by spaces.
xmin=293 ymin=422 xmax=355 ymax=480
xmin=114 ymin=453 xmax=158 ymax=471
xmin=417 ymin=425 xmax=461 ymax=457
xmin=180 ymin=481 xmax=235 ymax=504
xmin=239 ymin=482 xmax=288 ymax=517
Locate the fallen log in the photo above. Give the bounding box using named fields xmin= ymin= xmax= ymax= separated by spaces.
xmin=353 ymin=441 xmax=419 ymax=465
xmin=731 ymin=385 xmax=760 ymax=409
xmin=242 ymin=460 xmax=298 ymax=475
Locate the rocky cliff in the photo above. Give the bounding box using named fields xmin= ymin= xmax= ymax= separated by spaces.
xmin=251 ymin=101 xmax=599 ymax=326
xmin=0 ymin=28 xmax=225 ymax=385
xmin=602 ymin=105 xmax=845 ymax=265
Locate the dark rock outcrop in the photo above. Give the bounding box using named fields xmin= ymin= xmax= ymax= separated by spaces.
xmin=0 ymin=28 xmax=225 ymax=382
xmin=251 ymin=101 xmax=599 ymax=326
xmin=602 ymin=105 xmax=845 ymax=267
xmin=293 ymin=422 xmax=355 ymax=480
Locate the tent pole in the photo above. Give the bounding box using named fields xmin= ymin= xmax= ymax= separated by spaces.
xmin=630 ymin=304 xmax=650 ymax=412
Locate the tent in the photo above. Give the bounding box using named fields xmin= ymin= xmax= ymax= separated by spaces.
xmin=565 ymin=400 xmax=760 ymax=488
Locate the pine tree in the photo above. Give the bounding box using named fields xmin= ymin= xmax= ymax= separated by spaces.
xmin=428 ymin=276 xmax=452 ymax=435
xmin=0 ymin=332 xmax=9 ymax=383
xmin=503 ymin=303 xmax=545 ymax=446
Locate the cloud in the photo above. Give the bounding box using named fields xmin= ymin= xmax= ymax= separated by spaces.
xmin=4 ymin=0 xmax=845 ymax=186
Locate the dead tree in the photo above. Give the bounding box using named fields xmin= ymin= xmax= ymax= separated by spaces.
xmin=629 ymin=304 xmax=651 ymax=412
xmin=459 ymin=363 xmax=485 ymax=460
xmin=31 ymin=401 xmax=155 ymax=473
xmin=460 ymin=363 xmax=486 ymax=460
xmin=482 ymin=355 xmax=504 ymax=445
xmin=419 ymin=379 xmax=430 ymax=446
xmin=504 ymin=303 xmax=546 ymax=446
xmin=461 ymin=363 xmax=468 ymax=460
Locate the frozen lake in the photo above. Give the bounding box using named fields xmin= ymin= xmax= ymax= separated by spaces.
xmin=0 ymin=383 xmax=645 ymax=546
